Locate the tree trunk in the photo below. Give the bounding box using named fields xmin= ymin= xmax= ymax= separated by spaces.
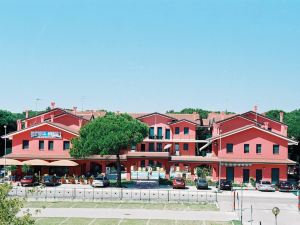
xmin=116 ymin=152 xmax=121 ymax=187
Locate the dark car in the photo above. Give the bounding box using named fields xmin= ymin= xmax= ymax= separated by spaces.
xmin=42 ymin=175 xmax=59 ymax=186
xmin=216 ymin=180 xmax=232 ymax=191
xmin=196 ymin=178 xmax=209 ymax=190
xmin=278 ymin=181 xmax=293 ymax=192
xmin=20 ymin=175 xmax=38 ymax=187
xmin=172 ymin=177 xmax=185 ymax=189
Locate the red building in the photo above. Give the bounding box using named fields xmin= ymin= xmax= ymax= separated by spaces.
xmin=1 ymin=103 xmax=298 ymax=184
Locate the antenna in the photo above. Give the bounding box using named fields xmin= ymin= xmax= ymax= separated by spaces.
xmin=34 ymin=98 xmax=41 ymax=125
xmin=81 ymin=96 xmax=86 ymax=112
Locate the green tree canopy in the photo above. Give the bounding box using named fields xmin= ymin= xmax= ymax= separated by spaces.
xmin=0 ymin=184 xmax=35 ymax=225
xmin=70 ymin=113 xmax=148 ymax=186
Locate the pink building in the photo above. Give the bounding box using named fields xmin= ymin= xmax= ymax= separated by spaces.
xmin=1 ymin=103 xmax=298 ymax=184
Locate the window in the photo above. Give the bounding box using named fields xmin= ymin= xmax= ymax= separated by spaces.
xmin=48 ymin=141 xmax=54 ymax=151
xmin=273 ymin=144 xmax=279 ymax=154
xmin=165 ymin=129 xmax=170 ymax=139
xmin=149 ymin=143 xmax=155 ymax=152
xmin=157 ymin=127 xmax=163 ymax=139
xmin=175 ymin=143 xmax=180 ymax=151
xmin=175 ymin=127 xmax=180 ymax=134
xmin=183 ymin=143 xmax=189 ymax=151
xmin=226 ymin=143 xmax=233 ymax=153
xmin=149 ymin=127 xmax=155 ymax=139
xmin=184 ymin=127 xmax=189 ymax=135
xmin=244 ymin=144 xmax=249 ymax=153
xmin=39 ymin=141 xmax=44 ymax=150
xmin=63 ymin=141 xmax=70 ymax=150
xmin=157 ymin=143 xmax=162 ymax=152
xmin=131 ymin=144 xmax=136 ymax=151
xmin=256 ymin=144 xmax=262 ymax=154
xmin=22 ymin=140 xmax=29 ymax=149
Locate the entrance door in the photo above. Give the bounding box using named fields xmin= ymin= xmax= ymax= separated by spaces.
xmin=271 ymin=168 xmax=280 ymax=184
xmin=243 ymin=169 xmax=250 ymax=183
xmin=226 ymin=167 xmax=234 ymax=182
xmin=141 ymin=144 xmax=145 ymax=152
xmin=256 ymin=169 xmax=262 ymax=182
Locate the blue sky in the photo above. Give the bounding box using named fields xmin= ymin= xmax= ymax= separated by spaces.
xmin=0 ymin=0 xmax=299 ymax=114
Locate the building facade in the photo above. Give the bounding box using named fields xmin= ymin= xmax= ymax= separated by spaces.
xmin=1 ymin=103 xmax=297 ymax=184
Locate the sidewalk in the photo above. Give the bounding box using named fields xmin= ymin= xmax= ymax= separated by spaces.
xmin=22 ymin=208 xmax=238 ymax=221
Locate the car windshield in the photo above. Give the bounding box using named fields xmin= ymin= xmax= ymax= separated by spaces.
xmin=95 ymin=177 xmax=104 ymax=180
xmin=23 ymin=176 xmax=33 ymax=179
xmin=198 ymin=179 xmax=206 ymax=183
xmin=175 ymin=178 xmax=183 ymax=182
xmin=44 ymin=176 xmax=53 ymax=180
xmin=281 ymin=181 xmax=291 ymax=185
xmin=262 ymin=181 xmax=271 ymax=185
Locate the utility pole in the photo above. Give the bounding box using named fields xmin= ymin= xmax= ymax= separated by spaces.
xmin=241 ymin=182 xmax=244 ymax=225
xmin=4 ymin=125 xmax=7 ymax=176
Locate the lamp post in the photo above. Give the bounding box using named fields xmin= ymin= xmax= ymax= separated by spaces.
xmin=272 ymin=207 xmax=280 ymax=225
xmin=4 ymin=125 xmax=7 ymax=176
xmin=218 ymin=129 xmax=222 ymax=192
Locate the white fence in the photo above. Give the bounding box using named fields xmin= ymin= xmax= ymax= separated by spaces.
xmin=8 ymin=187 xmax=218 ymax=203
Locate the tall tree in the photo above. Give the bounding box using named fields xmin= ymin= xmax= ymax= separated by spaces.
xmin=0 ymin=110 xmax=18 ymax=156
xmin=0 ymin=184 xmax=35 ymax=225
xmin=70 ymin=113 xmax=148 ymax=187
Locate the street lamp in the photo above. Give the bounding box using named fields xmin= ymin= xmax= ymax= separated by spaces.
xmin=3 ymin=125 xmax=7 ymax=176
xmin=218 ymin=129 xmax=222 ymax=192
xmin=272 ymin=207 xmax=280 ymax=225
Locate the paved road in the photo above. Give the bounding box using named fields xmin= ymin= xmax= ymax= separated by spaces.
xmin=21 ymin=208 xmax=237 ymax=222
xmin=218 ymin=190 xmax=300 ymax=225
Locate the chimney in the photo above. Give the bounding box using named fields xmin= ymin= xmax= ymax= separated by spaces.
xmin=25 ymin=110 xmax=29 ymax=118
xmin=73 ymin=106 xmax=77 ymax=115
xmin=280 ymin=112 xmax=284 ymax=123
xmin=264 ymin=122 xmax=269 ymax=130
xmin=50 ymin=114 xmax=54 ymax=122
xmin=79 ymin=119 xmax=83 ymax=128
xmin=254 ymin=105 xmax=258 ymax=113
xmin=24 ymin=121 xmax=28 ymax=128
xmin=17 ymin=119 xmax=22 ymax=131
xmin=51 ymin=101 xmax=56 ymax=109
xmin=41 ymin=115 xmax=45 ymax=123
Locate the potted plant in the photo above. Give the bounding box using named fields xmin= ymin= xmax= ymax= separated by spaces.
xmin=61 ymin=177 xmax=66 ymax=184
xmin=79 ymin=176 xmax=85 ymax=185
xmin=88 ymin=175 xmax=94 ymax=185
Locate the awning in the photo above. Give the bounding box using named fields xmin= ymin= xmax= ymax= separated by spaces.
xmin=0 ymin=158 xmax=23 ymax=166
xmin=164 ymin=144 xmax=172 ymax=150
xmin=49 ymin=160 xmax=79 ymax=167
xmin=22 ymin=159 xmax=50 ymax=166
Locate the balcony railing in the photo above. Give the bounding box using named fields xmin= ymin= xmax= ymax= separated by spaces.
xmin=149 ymin=135 xmax=164 ymax=140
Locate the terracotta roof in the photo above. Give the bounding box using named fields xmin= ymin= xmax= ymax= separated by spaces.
xmin=209 ymin=124 xmax=298 ymax=145
xmin=48 ymin=122 xmax=80 ymax=134
xmin=167 ymin=113 xmax=200 ymax=123
xmin=207 ymin=112 xmax=236 ymax=123
xmin=242 ymin=111 xmax=286 ymax=125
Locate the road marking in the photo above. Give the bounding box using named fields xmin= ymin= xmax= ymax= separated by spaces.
xmin=87 ymin=218 xmax=96 ymax=225
xmin=58 ymin=217 xmax=70 ymax=225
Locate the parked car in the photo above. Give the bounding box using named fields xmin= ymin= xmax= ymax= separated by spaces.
xmin=91 ymin=176 xmax=110 ymax=187
xmin=42 ymin=175 xmax=59 ymax=186
xmin=216 ymin=179 xmax=232 ymax=191
xmin=278 ymin=181 xmax=293 ymax=192
xmin=287 ymin=179 xmax=300 ymax=190
xmin=256 ymin=180 xmax=276 ymax=192
xmin=20 ymin=175 xmax=38 ymax=187
xmin=172 ymin=177 xmax=186 ymax=189
xmin=196 ymin=178 xmax=208 ymax=190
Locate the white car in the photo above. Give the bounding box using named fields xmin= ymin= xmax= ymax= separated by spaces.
xmin=256 ymin=180 xmax=276 ymax=192
xmin=91 ymin=176 xmax=110 ymax=187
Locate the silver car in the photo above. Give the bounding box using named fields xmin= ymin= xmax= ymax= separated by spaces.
xmin=92 ymin=176 xmax=110 ymax=187
xmin=256 ymin=180 xmax=276 ymax=192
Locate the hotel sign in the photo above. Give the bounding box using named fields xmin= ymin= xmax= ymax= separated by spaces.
xmin=31 ymin=131 xmax=62 ymax=139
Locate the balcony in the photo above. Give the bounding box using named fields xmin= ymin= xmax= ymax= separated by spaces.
xmin=149 ymin=135 xmax=164 ymax=140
